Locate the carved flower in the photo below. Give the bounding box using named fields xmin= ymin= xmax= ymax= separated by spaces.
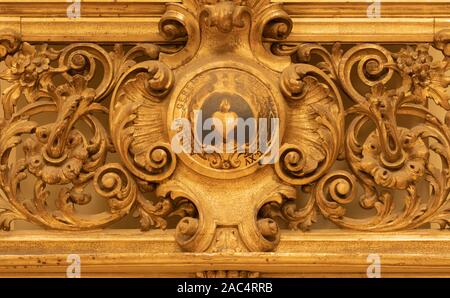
xmin=394 ymin=44 xmax=433 ymax=86
xmin=4 ymin=43 xmax=50 ymax=88
xmin=8 ymin=50 xmax=31 ymax=74
xmin=393 ymin=44 xmax=450 ymax=108
xmin=0 ymin=43 xmax=58 ymax=118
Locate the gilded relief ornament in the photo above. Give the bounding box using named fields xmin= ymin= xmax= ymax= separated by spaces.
xmin=0 ymin=1 xmax=449 ymax=252
xmin=109 ymin=0 xmax=344 ymax=252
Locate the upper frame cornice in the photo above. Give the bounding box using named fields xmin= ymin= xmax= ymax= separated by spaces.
xmin=0 ymin=0 xmax=449 ymax=42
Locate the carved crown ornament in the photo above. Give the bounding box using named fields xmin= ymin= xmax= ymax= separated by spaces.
xmin=0 ymin=0 xmax=449 ymax=254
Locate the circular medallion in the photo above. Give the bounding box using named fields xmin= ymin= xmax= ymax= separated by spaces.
xmin=169 ymin=67 xmax=280 ymax=179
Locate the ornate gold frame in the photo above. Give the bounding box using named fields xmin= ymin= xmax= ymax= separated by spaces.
xmin=0 ymin=0 xmax=449 ymax=277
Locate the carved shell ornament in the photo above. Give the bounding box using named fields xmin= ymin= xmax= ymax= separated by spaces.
xmin=0 ymin=1 xmax=449 ymax=252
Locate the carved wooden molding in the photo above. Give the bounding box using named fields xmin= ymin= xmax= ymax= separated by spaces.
xmin=0 ymin=0 xmax=449 ymax=277
xmin=0 ymin=230 xmax=448 ymax=277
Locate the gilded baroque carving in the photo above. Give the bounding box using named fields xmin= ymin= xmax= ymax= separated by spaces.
xmin=0 ymin=0 xmax=449 ymax=253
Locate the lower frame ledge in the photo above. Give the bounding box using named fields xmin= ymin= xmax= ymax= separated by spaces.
xmin=0 ymin=229 xmax=448 ymax=277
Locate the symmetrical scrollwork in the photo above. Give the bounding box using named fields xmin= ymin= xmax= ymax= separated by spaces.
xmin=0 ymin=32 xmax=196 ymax=231
xmin=1 ymin=0 xmax=450 ymax=253
xmin=270 ymin=29 xmax=450 ymax=232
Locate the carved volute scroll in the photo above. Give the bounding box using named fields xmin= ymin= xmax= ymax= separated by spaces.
xmin=0 ymin=0 xmax=449 ymax=254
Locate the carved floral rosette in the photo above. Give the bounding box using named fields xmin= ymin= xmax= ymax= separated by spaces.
xmin=0 ymin=0 xmax=449 ymax=253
